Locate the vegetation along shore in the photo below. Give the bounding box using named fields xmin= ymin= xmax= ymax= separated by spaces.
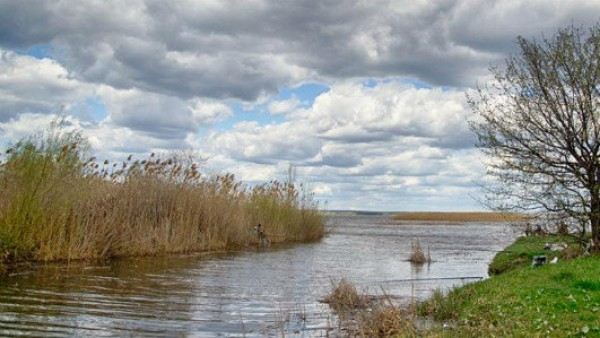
xmin=327 ymin=233 xmax=599 ymax=337
xmin=0 ymin=130 xmax=324 ymax=274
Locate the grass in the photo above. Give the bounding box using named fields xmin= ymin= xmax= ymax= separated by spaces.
xmin=488 ymin=235 xmax=581 ymax=275
xmin=0 ymin=130 xmax=324 ymax=272
xmin=393 ymin=212 xmax=527 ymax=223
xmin=419 ymin=255 xmax=600 ymax=337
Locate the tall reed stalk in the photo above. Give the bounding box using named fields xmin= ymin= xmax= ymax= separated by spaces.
xmin=0 ymin=131 xmax=324 ymax=267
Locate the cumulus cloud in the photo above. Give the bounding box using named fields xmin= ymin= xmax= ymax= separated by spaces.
xmin=0 ymin=0 xmax=594 ymax=209
xmin=268 ymin=96 xmax=302 ymax=115
xmin=0 ymin=50 xmax=91 ymax=121
xmin=97 ymin=85 xmax=197 ymax=139
xmin=192 ymin=80 xmax=484 ymax=209
xmin=190 ymin=100 xmax=233 ymax=124
xmin=303 ymin=81 xmax=474 ymax=148
xmin=2 ymin=1 xmax=598 ymax=101
xmin=0 ymin=113 xmax=77 ymax=144
xmin=204 ymin=120 xmax=322 ymax=164
xmin=0 ymin=50 xmax=230 ymax=157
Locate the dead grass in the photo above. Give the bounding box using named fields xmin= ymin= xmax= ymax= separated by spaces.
xmin=324 ymin=279 xmax=417 ymax=337
xmin=393 ymin=211 xmax=527 ymax=223
xmin=0 ymin=130 xmax=324 ymax=267
xmin=323 ymin=278 xmax=369 ymax=314
xmin=408 ymin=239 xmax=431 ymax=265
xmin=357 ymin=302 xmax=416 ymax=338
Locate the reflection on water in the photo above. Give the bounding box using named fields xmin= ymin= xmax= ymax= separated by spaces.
xmin=0 ymin=215 xmax=517 ymax=337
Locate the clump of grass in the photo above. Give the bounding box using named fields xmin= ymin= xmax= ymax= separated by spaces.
xmin=417 ymin=288 xmax=466 ymax=322
xmin=357 ymin=298 xmax=416 ymax=337
xmin=0 ymin=130 xmax=324 ymax=269
xmin=323 ymin=278 xmax=369 ymax=314
xmin=324 ymin=279 xmax=417 ymax=337
xmin=408 ymin=239 xmax=431 ymax=265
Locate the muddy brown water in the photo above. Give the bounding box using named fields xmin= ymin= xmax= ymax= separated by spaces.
xmin=0 ymin=215 xmax=518 ymax=337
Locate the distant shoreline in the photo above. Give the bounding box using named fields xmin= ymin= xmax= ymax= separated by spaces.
xmin=391 ymin=211 xmax=527 ymax=222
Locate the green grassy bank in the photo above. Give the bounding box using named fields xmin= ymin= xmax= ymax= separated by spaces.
xmin=419 ymin=236 xmax=600 ymax=337
xmin=0 ymin=131 xmax=324 ymax=274
xmin=488 ymin=235 xmax=582 ymax=275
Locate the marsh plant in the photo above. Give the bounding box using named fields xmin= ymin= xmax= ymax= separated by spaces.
xmin=324 ymin=279 xmax=417 ymax=337
xmin=408 ymin=239 xmax=431 ymax=265
xmin=323 ymin=278 xmax=369 ymax=314
xmin=0 ymin=130 xmax=324 ymax=266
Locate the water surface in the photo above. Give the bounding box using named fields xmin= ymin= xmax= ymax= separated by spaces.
xmin=0 ymin=215 xmax=518 ymax=337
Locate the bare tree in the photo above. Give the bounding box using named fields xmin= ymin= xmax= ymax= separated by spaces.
xmin=470 ymin=25 xmax=600 ymax=251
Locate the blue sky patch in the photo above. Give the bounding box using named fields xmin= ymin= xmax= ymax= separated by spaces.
xmin=19 ymin=44 xmax=54 ymax=59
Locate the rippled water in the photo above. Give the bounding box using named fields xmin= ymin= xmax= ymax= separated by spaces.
xmin=0 ymin=215 xmax=518 ymax=337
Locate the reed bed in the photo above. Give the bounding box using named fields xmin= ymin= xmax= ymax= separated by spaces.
xmin=0 ymin=131 xmax=324 ymax=268
xmin=393 ymin=211 xmax=527 ymax=223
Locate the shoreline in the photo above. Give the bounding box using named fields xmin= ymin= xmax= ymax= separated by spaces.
xmin=330 ymin=234 xmax=599 ymax=336
xmin=0 ymin=134 xmax=325 ymax=277
xmin=414 ymin=235 xmax=600 ymax=336
xmin=392 ymin=212 xmax=527 ymax=223
xmin=0 ymin=234 xmax=324 ymax=277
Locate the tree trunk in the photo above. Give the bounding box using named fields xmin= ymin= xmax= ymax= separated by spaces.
xmin=590 ymin=195 xmax=600 ymax=252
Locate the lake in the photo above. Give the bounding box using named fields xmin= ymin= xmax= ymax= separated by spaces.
xmin=0 ymin=214 xmax=518 ymax=337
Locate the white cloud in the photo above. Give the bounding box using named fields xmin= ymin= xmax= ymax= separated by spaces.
xmin=0 ymin=50 xmax=92 ymax=120
xmin=302 ymin=81 xmax=474 ymax=148
xmin=267 ymin=96 xmax=301 ymax=115
xmin=3 ymin=0 xmax=597 ymax=100
xmin=204 ymin=120 xmax=321 ymax=164
xmin=1 ymin=1 xmax=593 ymax=209
xmin=0 ymin=113 xmax=81 ymax=145
xmin=188 ymin=80 xmax=484 ymax=209
xmin=312 ymin=184 xmax=333 ymax=196
xmin=190 ymin=100 xmax=233 ymax=124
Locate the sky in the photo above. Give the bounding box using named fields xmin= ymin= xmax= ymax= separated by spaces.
xmin=0 ymin=1 xmax=599 ymax=211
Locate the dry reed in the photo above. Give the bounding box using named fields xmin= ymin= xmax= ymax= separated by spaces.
xmin=323 ymin=278 xmax=369 ymax=314
xmin=356 ymin=301 xmax=416 ymax=338
xmin=324 ymin=279 xmax=417 ymax=337
xmin=408 ymin=239 xmax=431 ymax=265
xmin=0 ymin=130 xmax=324 ymax=267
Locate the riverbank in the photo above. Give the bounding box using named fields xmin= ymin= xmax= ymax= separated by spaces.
xmin=336 ymin=235 xmax=599 ymax=337
xmin=419 ymin=235 xmax=599 ymax=336
xmin=419 ymin=241 xmax=600 ymax=336
xmin=487 ymin=234 xmax=582 ymax=275
xmin=0 ymin=132 xmax=324 ymax=275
